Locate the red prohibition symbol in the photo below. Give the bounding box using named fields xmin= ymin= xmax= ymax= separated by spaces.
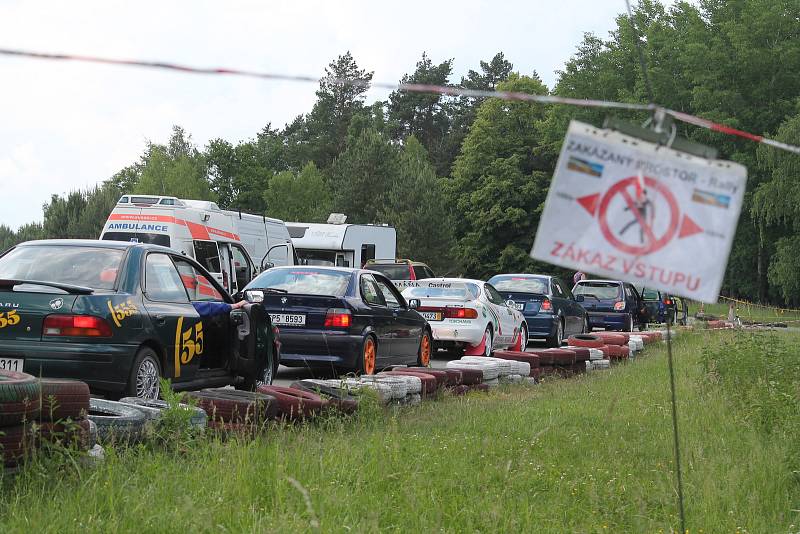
xmin=597 ymin=176 xmax=680 ymax=256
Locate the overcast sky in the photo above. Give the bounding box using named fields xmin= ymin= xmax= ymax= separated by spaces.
xmin=0 ymin=1 xmax=664 ymax=231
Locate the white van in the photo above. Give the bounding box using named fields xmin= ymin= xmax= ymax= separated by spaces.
xmin=99 ymin=194 xmax=295 ymax=294
xmin=286 ymin=222 xmax=396 ymax=268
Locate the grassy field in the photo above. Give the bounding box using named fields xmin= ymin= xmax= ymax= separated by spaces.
xmin=1 ymin=330 xmax=798 ymax=533
xmin=698 ymin=300 xmax=800 ymax=324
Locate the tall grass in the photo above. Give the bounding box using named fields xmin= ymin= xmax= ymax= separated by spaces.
xmin=0 ymin=331 xmax=797 ymax=532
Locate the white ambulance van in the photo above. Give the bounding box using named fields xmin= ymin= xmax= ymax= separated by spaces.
xmin=99 ymin=195 xmax=295 ymax=294
xmin=286 ymin=221 xmax=396 ymax=268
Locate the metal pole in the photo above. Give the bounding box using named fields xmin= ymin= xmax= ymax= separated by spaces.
xmin=665 ymin=317 xmax=686 ymax=533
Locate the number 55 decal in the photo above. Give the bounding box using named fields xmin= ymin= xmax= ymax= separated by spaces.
xmin=173 ymin=317 xmax=204 ymax=378
xmin=0 ymin=310 xmax=21 ymax=329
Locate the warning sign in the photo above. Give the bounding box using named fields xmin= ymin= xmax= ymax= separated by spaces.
xmin=530 ymin=121 xmax=747 ymax=303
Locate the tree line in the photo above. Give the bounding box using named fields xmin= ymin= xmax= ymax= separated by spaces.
xmin=2 ymin=0 xmax=799 ymax=304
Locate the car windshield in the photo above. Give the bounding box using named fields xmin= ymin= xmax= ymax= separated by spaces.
xmin=404 ymin=283 xmax=479 ymax=300
xmin=367 ymin=264 xmax=410 ymax=280
xmin=489 ymin=276 xmax=549 ymax=294
xmin=0 ymin=246 xmax=124 ymax=290
xmin=245 ymin=268 xmax=351 ymax=296
xmin=573 ymin=282 xmax=621 ymax=300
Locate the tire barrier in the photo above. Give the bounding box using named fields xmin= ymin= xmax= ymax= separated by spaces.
xmin=255 ymin=385 xmax=327 ymax=420
xmin=595 ymin=332 xmax=628 ymax=346
xmin=185 ymin=389 xmax=277 ymax=424
xmin=377 ymin=373 xmax=423 ymax=395
xmin=566 ymin=334 xmax=604 ymax=349
xmin=38 ymin=378 xmax=89 ymax=422
xmin=118 ymin=397 xmax=207 ymax=429
xmin=563 ymin=346 xmax=591 ymax=362
xmin=290 ymin=381 xmax=359 ymax=415
xmin=402 ymin=368 xmax=449 ymax=389
xmin=0 ymin=370 xmax=41 ymax=426
xmin=538 ymin=349 xmax=576 ymax=366
xmin=357 ymin=376 xmax=409 ymax=400
xmin=379 ymin=371 xmax=437 ymax=397
xmin=443 ymin=364 xmax=483 ymax=386
xmin=587 ymin=348 xmax=604 ymax=361
xmin=447 ymin=359 xmax=500 ymax=380
xmin=88 ymin=399 xmax=147 ymax=443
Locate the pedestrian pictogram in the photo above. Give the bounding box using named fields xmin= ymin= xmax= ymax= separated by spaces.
xmin=576 ymin=176 xmax=703 ymax=256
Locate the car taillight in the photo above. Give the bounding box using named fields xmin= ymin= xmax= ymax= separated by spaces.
xmin=43 ymin=315 xmax=113 ymax=337
xmin=444 ymin=307 xmax=479 ymax=319
xmin=614 ymin=301 xmax=626 ymax=311
xmin=540 ymin=299 xmax=553 ymax=312
xmin=664 ymin=299 xmax=672 ymax=305
xmin=324 ymin=308 xmax=352 ymax=328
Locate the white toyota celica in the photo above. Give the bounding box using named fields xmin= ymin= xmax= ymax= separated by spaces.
xmin=399 ymin=278 xmax=528 ymax=356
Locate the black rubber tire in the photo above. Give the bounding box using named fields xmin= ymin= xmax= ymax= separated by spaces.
xmin=123 ymin=347 xmax=162 ymax=400
xmin=38 ymin=378 xmax=90 ymax=422
xmin=545 ymin=319 xmax=564 ymax=348
xmin=623 ymin=314 xmax=634 ymax=332
xmin=0 ymin=370 xmax=41 ymax=426
xmin=88 ymin=398 xmax=147 ymax=443
xmin=188 ymin=389 xmax=277 ymax=423
xmin=241 ymin=340 xmax=279 ymax=391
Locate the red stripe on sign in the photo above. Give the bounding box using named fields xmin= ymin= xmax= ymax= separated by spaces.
xmin=710 ymin=123 xmax=763 ymax=142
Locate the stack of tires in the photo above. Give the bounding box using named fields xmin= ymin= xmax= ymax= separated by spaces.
xmin=185 ymin=389 xmax=277 ymax=434
xmin=490 ymin=351 xmax=540 ymax=384
xmin=567 ymin=335 xmax=617 ymax=369
xmin=529 ymin=348 xmax=582 ymax=378
xmin=0 ymin=372 xmax=96 ymax=468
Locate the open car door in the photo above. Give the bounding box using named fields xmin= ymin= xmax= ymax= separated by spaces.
xmin=229 ymin=303 xmax=276 ymax=386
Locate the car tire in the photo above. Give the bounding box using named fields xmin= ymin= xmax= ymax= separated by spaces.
xmin=545 ymin=319 xmax=564 ymax=348
xmin=187 ymin=389 xmax=277 ymax=424
xmin=483 ymin=327 xmax=494 ymax=357
xmin=88 ymin=398 xmax=147 ymax=443
xmin=241 ymin=340 xmax=278 ymax=391
xmin=623 ymin=314 xmax=634 ymax=332
xmin=124 ymin=347 xmax=162 ymax=400
xmin=118 ymin=397 xmax=207 ymax=428
xmin=581 ymin=317 xmax=589 ymax=334
xmin=358 ymin=335 xmax=378 ymax=375
xmin=417 ymin=330 xmax=432 ymax=367
xmin=0 ymin=370 xmax=41 ymax=426
xmin=38 ymin=378 xmax=90 ymax=422
xmin=517 ymin=324 xmax=528 ymax=352
xmin=290 ymin=380 xmax=359 ymax=415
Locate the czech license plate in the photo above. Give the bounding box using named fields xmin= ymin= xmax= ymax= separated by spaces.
xmin=512 ymin=303 xmax=524 ymax=311
xmin=420 ymin=312 xmax=443 ymax=321
xmin=269 ymin=313 xmax=306 ymax=326
xmin=0 ymin=358 xmax=23 ymax=372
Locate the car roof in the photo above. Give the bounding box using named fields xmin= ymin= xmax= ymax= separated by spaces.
xmin=421 ymin=277 xmax=484 ymax=285
xmin=16 ymin=239 xmax=174 ymax=254
xmin=576 ymin=279 xmax=624 ymax=285
xmin=491 ymin=273 xmax=551 ymax=279
xmin=269 ymin=265 xmax=360 ymax=275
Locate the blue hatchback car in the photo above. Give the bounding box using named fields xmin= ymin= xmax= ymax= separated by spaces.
xmin=487 ymin=274 xmax=588 ymax=347
xmin=572 ymin=279 xmax=645 ymax=332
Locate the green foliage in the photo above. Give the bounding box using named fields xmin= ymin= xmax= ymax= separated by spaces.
xmin=263 ymin=162 xmax=332 ymax=223
xmin=379 ymin=137 xmax=457 ymax=274
xmin=329 ymin=128 xmax=400 ymax=224
xmin=133 ymin=126 xmax=214 ymax=201
xmin=446 ymin=74 xmax=552 ymax=278
xmin=41 ymin=184 xmax=121 ymax=240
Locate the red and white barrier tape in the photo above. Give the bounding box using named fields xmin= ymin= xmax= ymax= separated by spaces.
xmin=1 ymin=47 xmax=799 ymax=156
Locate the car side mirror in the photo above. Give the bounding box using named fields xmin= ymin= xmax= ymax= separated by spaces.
xmin=408 ymin=298 xmax=420 ymax=310
xmin=230 ymin=309 xmax=245 ymax=326
xmin=575 ymin=295 xmax=585 ymax=303
xmin=261 ymin=261 xmax=275 ymax=271
xmin=244 ymin=289 xmax=264 ymax=303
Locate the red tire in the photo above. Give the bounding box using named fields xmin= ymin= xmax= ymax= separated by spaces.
xmin=0 ymin=371 xmax=41 ymax=426
xmin=454 ymin=368 xmax=483 ymax=386
xmin=289 ymin=381 xmax=359 ymax=415
xmin=605 ymin=345 xmax=626 ymax=360
xmin=619 ymin=345 xmax=630 ymax=358
xmin=256 ymin=385 xmax=327 ymax=420
xmin=531 ymin=367 xmax=542 ymax=382
xmin=563 ymin=346 xmax=590 ymax=362
xmin=186 ymin=389 xmax=276 ymax=424
xmin=595 ymin=332 xmax=628 ymax=346
xmin=0 ymin=424 xmax=35 ymax=466
xmin=438 ymin=369 xmax=463 ymax=387
xmin=38 ymin=378 xmax=90 ymax=422
xmin=380 ymin=371 xmax=438 ymax=397
xmin=542 ymin=348 xmax=576 ymax=366
xmin=451 ymin=384 xmax=470 ymax=396
xmin=492 ymin=350 xmax=542 ymax=370
xmin=566 ymin=334 xmax=604 ymax=349
xmin=403 ymin=368 xmax=448 ymax=389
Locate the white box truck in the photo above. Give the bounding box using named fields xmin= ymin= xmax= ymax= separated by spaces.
xmin=99 ymin=194 xmax=295 ymax=294
xmin=286 ymin=221 xmax=396 ymax=268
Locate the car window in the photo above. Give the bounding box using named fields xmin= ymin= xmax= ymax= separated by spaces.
xmin=404 ymin=283 xmax=479 ymax=300
xmin=245 ymin=268 xmax=351 ymax=297
xmin=145 ymin=254 xmax=189 ymax=303
xmin=639 ymin=287 xmax=660 ymax=300
xmin=419 ymin=266 xmax=435 ymax=279
xmin=484 ymin=284 xmax=505 ymax=305
xmin=174 ymin=258 xmax=224 ymax=302
xmin=373 ymin=276 xmax=405 ymax=309
xmin=490 ymin=275 xmax=549 ymax=294
xmin=367 ymin=264 xmax=410 ymax=280
xmin=0 ymin=245 xmax=124 ymax=291
xmin=558 ymin=279 xmax=575 ymax=299
xmin=193 ymin=240 xmax=221 ymax=273
xmin=360 ymin=274 xmax=386 ymax=306
xmin=573 ymin=282 xmax=622 ymax=300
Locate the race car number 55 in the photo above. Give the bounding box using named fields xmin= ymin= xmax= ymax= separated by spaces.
xmin=0 ymin=311 xmax=21 ymax=329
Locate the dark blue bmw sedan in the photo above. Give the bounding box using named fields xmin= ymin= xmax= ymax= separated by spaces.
xmin=487 ymin=274 xmax=588 ymax=347
xmin=242 ymin=267 xmax=432 ymax=375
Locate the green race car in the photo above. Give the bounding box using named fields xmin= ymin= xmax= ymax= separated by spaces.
xmin=0 ymin=240 xmax=278 ymax=399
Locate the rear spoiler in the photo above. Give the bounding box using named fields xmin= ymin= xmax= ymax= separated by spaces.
xmin=0 ymin=279 xmax=94 ymax=295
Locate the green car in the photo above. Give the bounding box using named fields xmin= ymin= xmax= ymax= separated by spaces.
xmin=0 ymin=240 xmax=278 ymax=399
